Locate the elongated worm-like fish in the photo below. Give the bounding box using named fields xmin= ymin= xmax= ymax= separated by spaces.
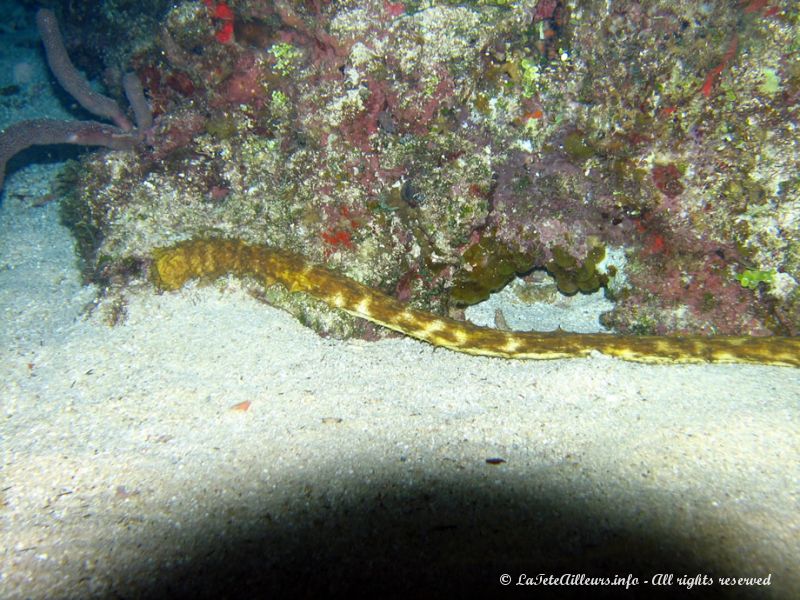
xmin=152 ymin=239 xmax=800 ymax=367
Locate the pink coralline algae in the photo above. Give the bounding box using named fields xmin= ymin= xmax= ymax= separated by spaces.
xmin=534 ymin=0 xmax=559 ymax=21
xmin=212 ymin=52 xmax=271 ymax=109
xmin=652 ymin=163 xmax=684 ymax=198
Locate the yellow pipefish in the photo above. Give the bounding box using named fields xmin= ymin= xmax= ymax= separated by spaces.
xmin=152 ymin=239 xmax=800 ymax=368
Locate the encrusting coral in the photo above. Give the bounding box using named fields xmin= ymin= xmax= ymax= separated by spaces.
xmin=57 ymin=1 xmax=796 ymax=338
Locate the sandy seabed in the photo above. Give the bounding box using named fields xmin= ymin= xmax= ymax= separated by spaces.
xmin=0 ymin=165 xmax=798 ymax=600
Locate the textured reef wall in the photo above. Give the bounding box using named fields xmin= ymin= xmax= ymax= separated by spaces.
xmin=59 ymin=0 xmax=800 ymax=338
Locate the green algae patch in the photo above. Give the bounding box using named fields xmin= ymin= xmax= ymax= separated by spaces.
xmin=736 ymin=268 xmax=775 ymax=290
xmin=563 ymin=130 xmax=595 ymax=162
xmin=450 ymin=237 xmax=536 ymax=306
xmin=546 ymin=244 xmax=608 ymax=295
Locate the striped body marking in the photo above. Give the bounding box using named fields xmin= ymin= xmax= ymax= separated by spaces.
xmin=152 ymin=239 xmax=800 ymax=368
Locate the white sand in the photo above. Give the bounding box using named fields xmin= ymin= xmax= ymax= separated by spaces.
xmin=1 ymin=171 xmax=798 ymax=599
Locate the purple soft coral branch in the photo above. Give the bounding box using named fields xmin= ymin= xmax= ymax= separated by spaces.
xmin=36 ymin=8 xmax=133 ymax=132
xmin=0 ymin=9 xmax=152 ymax=191
xmin=0 ymin=119 xmax=138 ymax=188
xmin=122 ymin=72 xmax=153 ymax=132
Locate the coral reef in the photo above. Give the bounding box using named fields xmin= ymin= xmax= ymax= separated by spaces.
xmin=28 ymin=0 xmax=800 ymax=339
